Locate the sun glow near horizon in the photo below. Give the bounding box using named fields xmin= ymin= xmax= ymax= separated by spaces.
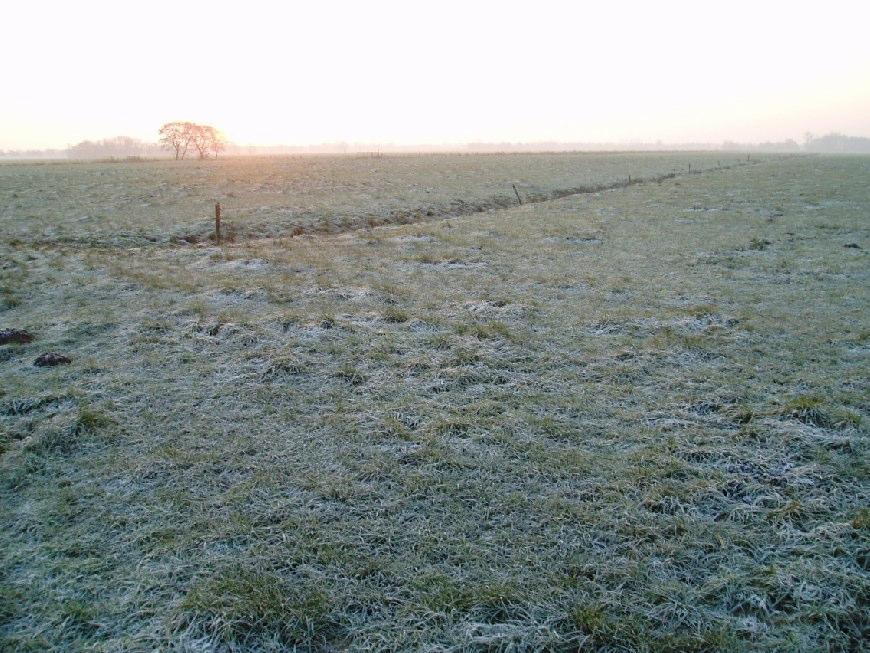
xmin=1 ymin=0 xmax=869 ymax=150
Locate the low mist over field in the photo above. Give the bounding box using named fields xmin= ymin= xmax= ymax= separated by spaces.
xmin=4 ymin=131 xmax=870 ymax=160
xmin=1 ymin=2 xmax=867 ymax=652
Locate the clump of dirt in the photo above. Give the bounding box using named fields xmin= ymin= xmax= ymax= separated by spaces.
xmin=542 ymin=234 xmax=602 ymax=245
xmin=749 ymin=238 xmax=772 ymax=251
xmin=0 ymin=329 xmax=34 ymax=345
xmin=564 ymin=236 xmax=602 ymax=245
xmin=34 ymin=352 xmax=71 ymax=367
xmin=170 ymin=234 xmax=200 ymax=245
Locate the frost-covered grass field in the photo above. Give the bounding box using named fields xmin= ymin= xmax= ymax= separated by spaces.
xmin=0 ymin=154 xmax=867 ymax=651
xmin=0 ymin=152 xmax=744 ymax=245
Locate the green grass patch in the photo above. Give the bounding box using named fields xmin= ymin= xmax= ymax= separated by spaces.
xmin=382 ymin=307 xmax=409 ymax=323
xmin=775 ymin=394 xmax=861 ymax=429
xmin=177 ymin=568 xmax=335 ymax=647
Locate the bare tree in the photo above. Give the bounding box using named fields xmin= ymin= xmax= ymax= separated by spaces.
xmin=209 ymin=128 xmax=227 ymax=158
xmin=190 ymin=124 xmax=227 ymax=159
xmin=158 ymin=122 xmax=195 ymax=160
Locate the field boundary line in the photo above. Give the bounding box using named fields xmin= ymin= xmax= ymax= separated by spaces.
xmin=7 ymin=158 xmax=773 ymax=249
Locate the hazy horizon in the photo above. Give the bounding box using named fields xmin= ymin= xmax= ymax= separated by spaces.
xmin=2 ymin=0 xmax=869 ymax=151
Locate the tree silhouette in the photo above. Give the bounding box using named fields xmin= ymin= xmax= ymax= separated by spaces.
xmin=158 ymin=122 xmax=195 ymax=160
xmin=189 ymin=124 xmax=227 ymax=159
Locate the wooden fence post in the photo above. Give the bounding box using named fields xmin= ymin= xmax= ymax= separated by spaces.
xmin=215 ymin=202 xmax=222 ymax=241
xmin=512 ymin=184 xmax=522 ymax=205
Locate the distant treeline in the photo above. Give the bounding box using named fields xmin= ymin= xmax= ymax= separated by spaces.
xmin=67 ymin=136 xmax=166 ymax=160
xmin=722 ymin=133 xmax=870 ymax=153
xmin=2 ymin=132 xmax=869 ymax=159
xmin=473 ymin=133 xmax=870 ymax=154
xmin=0 ymin=136 xmax=166 ymax=160
xmin=803 ymin=133 xmax=870 ymax=153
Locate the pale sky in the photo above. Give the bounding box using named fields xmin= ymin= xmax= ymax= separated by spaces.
xmin=1 ymin=0 xmax=869 ymax=149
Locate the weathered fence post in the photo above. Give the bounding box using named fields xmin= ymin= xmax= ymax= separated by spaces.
xmin=215 ymin=202 xmax=222 ymax=241
xmin=512 ymin=184 xmax=522 ymax=205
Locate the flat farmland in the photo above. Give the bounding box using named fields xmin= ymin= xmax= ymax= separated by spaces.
xmin=0 ymin=154 xmax=867 ymax=651
xmin=1 ymin=152 xmax=748 ymax=245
